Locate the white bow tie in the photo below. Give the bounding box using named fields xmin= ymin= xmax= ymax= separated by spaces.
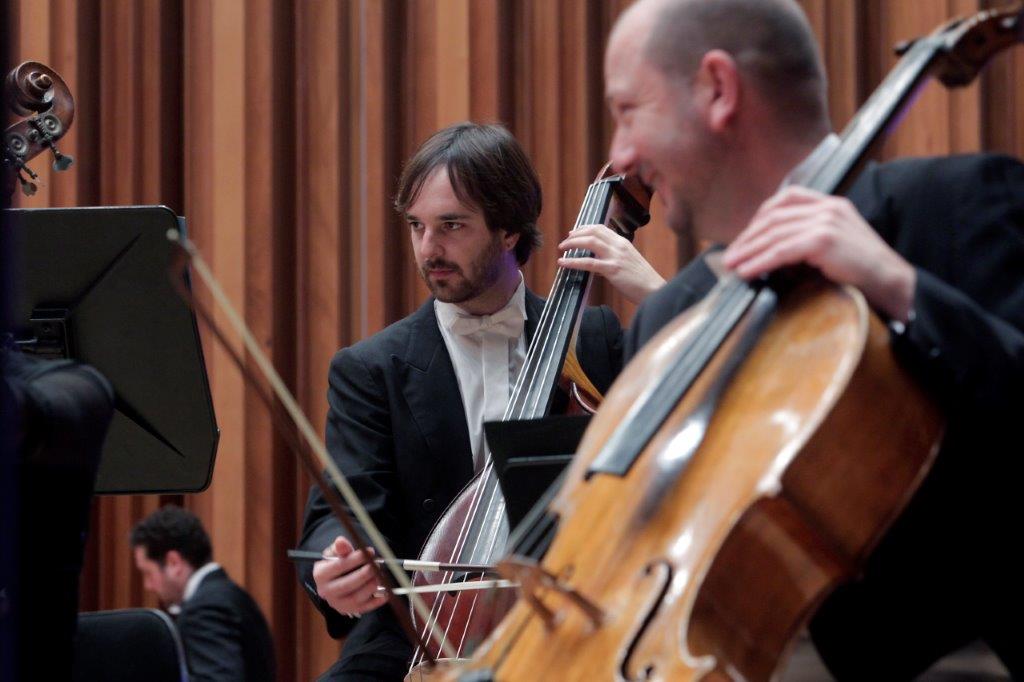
xmin=448 ymin=305 xmax=524 ymax=339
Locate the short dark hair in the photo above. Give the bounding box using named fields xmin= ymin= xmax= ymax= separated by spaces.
xmin=130 ymin=505 xmax=212 ymax=568
xmin=644 ymin=0 xmax=829 ymax=140
xmin=394 ymin=122 xmax=543 ymax=265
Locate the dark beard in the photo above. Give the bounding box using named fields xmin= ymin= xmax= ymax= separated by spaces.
xmin=419 ymin=232 xmax=504 ymax=304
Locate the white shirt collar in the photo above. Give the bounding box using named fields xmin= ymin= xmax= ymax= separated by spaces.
xmin=433 ymin=273 xmax=528 ymax=473
xmin=182 ymin=561 xmax=220 ymax=603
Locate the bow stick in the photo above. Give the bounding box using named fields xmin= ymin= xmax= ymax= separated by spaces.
xmin=286 ymin=550 xmax=497 ymax=575
xmin=166 ymin=229 xmax=456 ymax=661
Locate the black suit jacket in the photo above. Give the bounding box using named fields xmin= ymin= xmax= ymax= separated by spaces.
xmin=298 ymin=290 xmax=623 ymax=678
xmin=177 ymin=567 xmax=276 ymax=682
xmin=625 ymin=154 xmax=1024 ymax=678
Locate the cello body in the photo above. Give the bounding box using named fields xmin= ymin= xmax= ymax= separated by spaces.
xmin=446 ymin=277 xmax=942 ymax=680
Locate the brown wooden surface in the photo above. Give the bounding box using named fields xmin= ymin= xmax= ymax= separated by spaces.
xmin=6 ymin=1 xmax=1023 ymax=679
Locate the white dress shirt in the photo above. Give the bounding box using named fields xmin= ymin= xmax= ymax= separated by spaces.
xmin=434 ymin=276 xmax=527 ymax=472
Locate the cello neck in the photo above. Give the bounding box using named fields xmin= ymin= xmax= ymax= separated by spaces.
xmin=505 ymin=177 xmax=619 ymax=422
xmin=805 ymin=4 xmax=1024 ymax=196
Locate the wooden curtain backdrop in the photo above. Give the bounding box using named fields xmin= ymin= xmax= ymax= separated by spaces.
xmin=6 ymin=0 xmax=1023 ymax=678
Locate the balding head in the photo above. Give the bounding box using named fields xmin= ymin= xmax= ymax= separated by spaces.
xmin=625 ymin=0 xmax=830 ymax=142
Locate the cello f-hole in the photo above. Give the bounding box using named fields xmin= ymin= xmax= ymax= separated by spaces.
xmin=619 ymin=560 xmax=673 ymax=682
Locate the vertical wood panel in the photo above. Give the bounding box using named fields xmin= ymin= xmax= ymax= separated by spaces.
xmin=356 ymin=0 xmax=404 ymax=336
xmin=180 ymin=5 xmax=218 ymax=603
xmin=435 ymin=0 xmax=471 ymax=125
xmin=873 ymin=0 xmax=984 ymax=160
xmin=294 ymin=1 xmax=349 ymax=673
xmin=181 ymin=2 xmax=216 ymax=589
xmin=800 ymin=0 xmax=864 ymax=132
xmin=138 ymin=1 xmax=183 ymax=210
xmin=202 ymin=0 xmax=247 ymax=584
xmin=48 ymin=0 xmax=100 ymax=208
xmin=241 ymin=1 xmax=297 ymax=676
xmin=519 ymin=0 xmax=564 ymax=292
xmin=400 ymin=1 xmax=435 ymax=316
xmin=469 ymin=0 xmax=511 ymax=123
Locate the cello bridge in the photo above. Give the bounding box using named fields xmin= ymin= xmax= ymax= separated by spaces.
xmin=497 ymin=556 xmax=604 ymax=631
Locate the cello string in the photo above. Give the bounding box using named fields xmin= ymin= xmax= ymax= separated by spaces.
xmin=494 ymin=184 xmax=612 ymax=561
xmin=414 ymin=461 xmax=500 ymax=656
xmin=479 ymin=183 xmax=605 ymax=523
xmin=416 ymin=177 xmax=622 ymax=666
xmin=409 ymin=463 xmax=497 ymax=665
xmin=464 ymin=182 xmax=604 ymax=543
xmin=499 ymin=187 xmax=610 ymax=557
xmin=416 ymin=216 xmax=603 ymax=656
xmin=511 ymin=186 xmax=599 ymax=420
xmin=437 ymin=478 xmax=508 ymax=657
xmin=507 ymin=182 xmax=601 ymax=418
xmin=519 ymin=185 xmax=604 ymax=416
xmin=532 ymin=178 xmax=612 ymax=417
xmin=407 ymin=234 xmax=582 ymax=663
xmin=440 ymin=184 xmax=609 ymax=656
xmin=521 ymin=181 xmax=611 ymax=419
xmin=452 ymin=498 xmax=508 ymax=658
xmin=434 ymin=182 xmax=610 ymax=659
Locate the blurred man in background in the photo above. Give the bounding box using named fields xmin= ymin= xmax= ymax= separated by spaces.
xmin=131 ymin=505 xmax=276 ymax=682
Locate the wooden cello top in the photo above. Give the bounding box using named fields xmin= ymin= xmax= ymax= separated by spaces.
xmin=440 ymin=274 xmax=942 ymax=681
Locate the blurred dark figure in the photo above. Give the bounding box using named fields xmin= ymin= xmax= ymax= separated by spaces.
xmin=0 ymin=342 xmax=114 ymax=679
xmin=130 ymin=505 xmax=276 ymax=682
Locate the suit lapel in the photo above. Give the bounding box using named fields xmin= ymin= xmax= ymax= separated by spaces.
xmin=395 ymin=290 xmax=540 ymax=481
xmin=394 ymin=300 xmax=474 ymax=482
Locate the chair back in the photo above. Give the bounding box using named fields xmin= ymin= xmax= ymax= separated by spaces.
xmin=72 ymin=608 xmax=188 ymax=682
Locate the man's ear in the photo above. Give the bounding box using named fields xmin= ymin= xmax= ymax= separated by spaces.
xmin=164 ymin=549 xmax=185 ymax=571
xmin=695 ymin=49 xmax=740 ymax=133
xmin=503 ymin=230 xmax=520 ymax=253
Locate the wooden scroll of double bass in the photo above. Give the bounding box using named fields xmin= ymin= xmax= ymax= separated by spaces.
xmin=405 ymin=168 xmax=650 ymax=677
xmin=440 ymin=6 xmax=1022 ymax=681
xmin=2 ymin=61 xmax=75 ymax=198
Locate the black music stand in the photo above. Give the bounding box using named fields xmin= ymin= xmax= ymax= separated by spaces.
xmin=5 ymin=205 xmax=218 ymax=493
xmin=484 ymin=414 xmax=591 ymax=529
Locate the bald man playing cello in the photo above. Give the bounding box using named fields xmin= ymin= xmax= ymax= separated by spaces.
xmin=598 ymin=0 xmax=1024 ymax=677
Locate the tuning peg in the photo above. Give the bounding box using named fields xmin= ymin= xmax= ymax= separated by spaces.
xmin=50 ymin=147 xmax=73 ymax=171
xmin=17 ymin=169 xmax=37 ymax=196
